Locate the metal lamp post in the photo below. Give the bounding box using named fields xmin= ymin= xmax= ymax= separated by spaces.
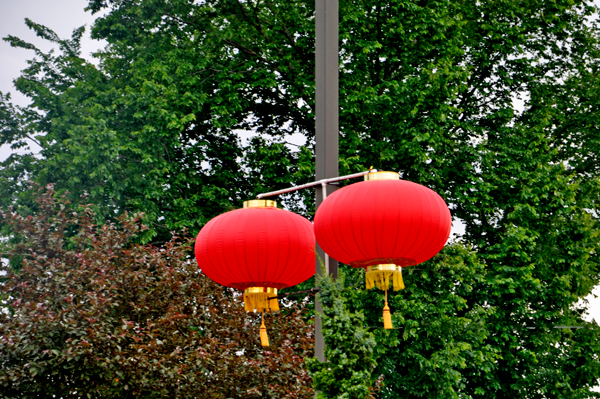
xmin=315 ymin=0 xmax=339 ymax=361
xmin=258 ymin=0 xmax=340 ymax=362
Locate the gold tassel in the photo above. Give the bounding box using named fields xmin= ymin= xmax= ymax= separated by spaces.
xmin=244 ymin=288 xmax=279 ymax=312
xmin=268 ymin=296 xmax=280 ymax=311
xmin=260 ymin=312 xmax=269 ymax=347
xmin=383 ymin=289 xmax=393 ymax=329
xmin=365 ymin=266 xmax=404 ymax=291
xmin=393 ymin=270 xmax=405 ymax=291
xmin=365 ymin=266 xmax=401 ymax=329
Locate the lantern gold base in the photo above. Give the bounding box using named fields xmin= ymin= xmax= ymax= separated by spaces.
xmin=365 ymin=264 xmax=404 ymax=291
xmin=244 ymin=287 xmax=279 ymax=312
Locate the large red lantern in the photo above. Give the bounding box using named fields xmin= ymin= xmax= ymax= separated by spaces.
xmin=195 ymin=199 xmax=315 ymax=345
xmin=314 ymin=171 xmax=451 ymax=329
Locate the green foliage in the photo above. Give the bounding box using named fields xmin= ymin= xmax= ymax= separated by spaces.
xmin=0 ymin=186 xmax=314 ymax=398
xmin=307 ymin=273 xmax=378 ymax=399
xmin=338 ymin=245 xmax=498 ymax=398
xmin=1 ymin=1 xmax=317 ymax=241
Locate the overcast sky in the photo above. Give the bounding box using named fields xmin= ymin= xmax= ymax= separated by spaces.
xmin=1 ymin=0 xmax=600 ymax=325
xmin=0 ymin=0 xmax=103 ymax=105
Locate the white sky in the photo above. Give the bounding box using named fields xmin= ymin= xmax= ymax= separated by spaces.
xmin=0 ymin=0 xmax=103 ymax=104
xmin=1 ymin=0 xmax=600 ymax=326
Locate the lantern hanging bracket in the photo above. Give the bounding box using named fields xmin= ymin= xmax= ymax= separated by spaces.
xmin=257 ymin=168 xmax=378 ymax=275
xmin=256 ymin=169 xmax=379 ymax=200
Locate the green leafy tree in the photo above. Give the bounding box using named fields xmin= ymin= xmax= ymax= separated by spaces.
xmin=0 ymin=186 xmax=314 ymax=398
xmin=1 ymin=1 xmax=317 ymax=241
xmin=306 ymin=273 xmax=378 ymax=399
xmin=342 ymin=245 xmax=499 ymax=398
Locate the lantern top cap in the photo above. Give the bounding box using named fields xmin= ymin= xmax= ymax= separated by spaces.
xmin=243 ymin=199 xmax=278 ymax=208
xmin=364 ymin=171 xmax=399 ymax=181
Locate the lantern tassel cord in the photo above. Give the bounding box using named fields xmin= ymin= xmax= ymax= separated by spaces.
xmin=260 ymin=312 xmax=270 ymax=347
xmin=365 ymin=268 xmax=405 ymax=291
xmin=383 ymin=288 xmax=393 ymax=329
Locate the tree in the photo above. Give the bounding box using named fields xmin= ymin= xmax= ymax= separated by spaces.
xmin=1 ymin=2 xmax=317 ymax=242
xmin=3 ymin=0 xmax=600 ymax=397
xmin=306 ymin=272 xmax=379 ymax=399
xmin=0 ymin=186 xmax=314 ymax=398
xmin=341 ymin=245 xmax=499 ymax=398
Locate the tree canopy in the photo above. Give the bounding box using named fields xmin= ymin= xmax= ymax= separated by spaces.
xmin=2 ymin=0 xmax=600 ymax=397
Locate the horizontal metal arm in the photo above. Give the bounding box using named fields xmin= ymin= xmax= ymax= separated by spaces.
xmin=257 ymin=169 xmax=378 ymax=199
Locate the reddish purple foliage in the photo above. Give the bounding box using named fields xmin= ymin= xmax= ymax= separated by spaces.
xmin=0 ymin=186 xmax=314 ymax=398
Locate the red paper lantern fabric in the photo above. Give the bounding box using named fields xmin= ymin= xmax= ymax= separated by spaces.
xmin=314 ymin=178 xmax=451 ymax=268
xmin=195 ymin=206 xmax=315 ymax=290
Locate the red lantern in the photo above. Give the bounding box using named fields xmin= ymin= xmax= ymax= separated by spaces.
xmin=195 ymin=199 xmax=315 ymax=345
xmin=314 ymin=171 xmax=451 ymax=328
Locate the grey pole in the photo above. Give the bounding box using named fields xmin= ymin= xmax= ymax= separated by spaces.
xmin=315 ymin=0 xmax=339 ymax=362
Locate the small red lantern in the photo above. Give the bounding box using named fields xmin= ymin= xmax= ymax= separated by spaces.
xmin=314 ymin=171 xmax=451 ymax=329
xmin=195 ymin=199 xmax=315 ymax=345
